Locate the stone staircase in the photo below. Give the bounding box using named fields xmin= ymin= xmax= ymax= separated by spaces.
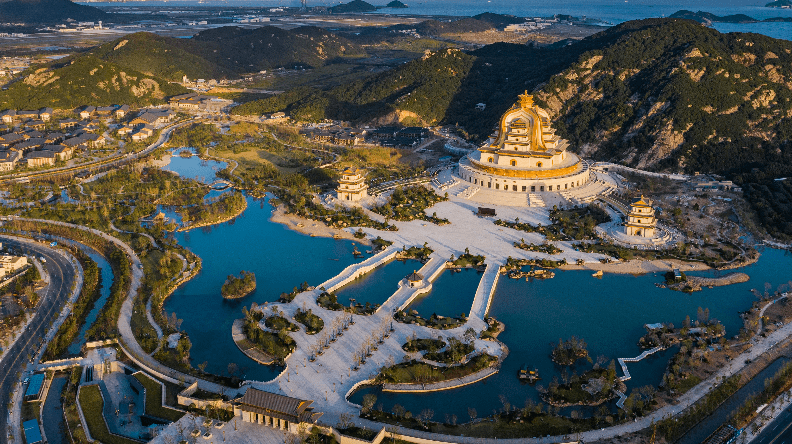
xmin=457 ymin=185 xmax=480 ymax=199
xmin=528 ymin=194 xmax=545 ymax=207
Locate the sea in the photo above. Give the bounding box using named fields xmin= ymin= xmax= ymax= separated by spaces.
xmin=82 ymin=0 xmax=792 ymax=40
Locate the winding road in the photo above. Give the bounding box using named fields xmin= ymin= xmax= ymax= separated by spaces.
xmin=0 ymin=237 xmax=76 ymax=444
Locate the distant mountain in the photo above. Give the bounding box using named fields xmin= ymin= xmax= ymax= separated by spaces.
xmin=0 ymin=56 xmax=186 ymax=109
xmin=330 ymin=0 xmax=376 ymax=13
xmin=384 ymin=1 xmax=408 ymax=8
xmin=86 ymin=27 xmax=365 ymax=82
xmin=766 ymin=0 xmax=792 ymax=7
xmin=188 ymin=26 xmax=365 ymax=73
xmin=669 ymin=10 xmax=757 ymax=24
xmin=0 ymin=0 xmax=108 ymax=22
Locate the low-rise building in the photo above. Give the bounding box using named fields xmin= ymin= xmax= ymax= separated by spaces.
xmin=115 ymin=104 xmax=130 ymax=119
xmin=233 ymin=388 xmax=321 ymax=433
xmin=25 ymin=151 xmax=56 ymax=167
xmin=79 ymin=106 xmax=96 ymax=119
xmin=59 ymin=118 xmax=80 ymax=129
xmin=42 ymin=144 xmax=73 ymax=161
xmin=0 ymin=109 xmax=15 ymax=124
xmin=131 ymin=125 xmax=154 ymax=141
xmin=0 ymin=255 xmax=27 ymax=272
xmin=38 ymin=107 xmax=53 ymax=122
xmin=0 ymin=150 xmax=21 ymax=170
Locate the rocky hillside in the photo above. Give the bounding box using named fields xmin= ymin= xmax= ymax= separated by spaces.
xmin=531 ymin=19 xmax=792 ymax=176
xmin=0 ymin=56 xmax=187 ymax=109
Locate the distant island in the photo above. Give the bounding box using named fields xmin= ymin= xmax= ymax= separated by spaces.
xmin=670 ymin=9 xmax=792 ymax=23
xmin=221 ymin=271 xmax=257 ymax=299
xmin=766 ymin=0 xmax=792 ymax=8
xmin=330 ymin=0 xmax=376 ymax=13
xmin=384 ymin=1 xmax=408 ymax=8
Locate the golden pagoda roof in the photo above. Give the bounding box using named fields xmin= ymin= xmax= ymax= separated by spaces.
xmin=631 ymin=195 xmax=653 ymax=207
xmin=341 ymin=166 xmax=364 ymax=175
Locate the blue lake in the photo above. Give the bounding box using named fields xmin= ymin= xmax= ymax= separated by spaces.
xmin=160 ymin=153 xmax=792 ymax=420
xmin=407 ymin=268 xmax=482 ymax=319
xmin=350 ymin=248 xmax=792 ymax=421
xmin=335 ymin=259 xmax=422 ymax=306
xmin=163 ymin=195 xmax=360 ymax=381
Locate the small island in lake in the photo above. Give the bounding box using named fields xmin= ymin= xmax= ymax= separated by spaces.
xmin=221 ymin=270 xmax=257 ymax=299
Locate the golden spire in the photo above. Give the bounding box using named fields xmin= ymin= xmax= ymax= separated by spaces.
xmin=519 ymin=90 xmax=534 ymax=109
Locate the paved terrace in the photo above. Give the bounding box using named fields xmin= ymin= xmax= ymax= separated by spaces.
xmin=241 ymin=252 xmax=500 ymax=424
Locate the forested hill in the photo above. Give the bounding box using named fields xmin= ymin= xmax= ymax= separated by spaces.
xmin=0 ymin=0 xmax=108 ymax=22
xmin=89 ymin=27 xmax=365 ymax=82
xmin=0 ymin=56 xmax=187 ymax=109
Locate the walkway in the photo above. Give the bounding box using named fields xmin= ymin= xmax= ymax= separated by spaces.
xmin=247 ymin=252 xmax=506 ymax=429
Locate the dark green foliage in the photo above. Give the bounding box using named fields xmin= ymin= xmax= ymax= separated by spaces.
xmin=233 ymin=49 xmax=476 ymax=124
xmin=543 ymin=368 xmax=619 ymax=406
xmin=0 ymin=55 xmax=186 ymax=109
xmin=221 ymin=270 xmax=256 ymax=299
xmin=375 ymin=354 xmax=496 ymax=384
xmin=551 ymin=336 xmax=590 ymax=366
xmin=89 ymin=32 xmax=231 ymax=81
xmin=372 ymin=185 xmax=449 ymax=224
xmin=423 ymin=338 xmax=474 ymax=364
xmin=264 ymin=315 xmax=299 ymax=332
xmin=189 ymin=26 xmax=365 ymax=72
xmin=294 ymin=308 xmax=324 ymax=335
xmin=242 ymin=318 xmax=295 ymax=359
xmin=402 ymin=338 xmax=446 ymax=353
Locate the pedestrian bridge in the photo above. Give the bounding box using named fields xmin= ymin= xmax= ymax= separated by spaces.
xmin=210 ymin=180 xmax=233 ymax=190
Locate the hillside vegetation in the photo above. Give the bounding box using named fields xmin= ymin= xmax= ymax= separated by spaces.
xmin=0 ymin=56 xmax=187 ymax=109
xmin=85 ymin=27 xmax=365 ymax=82
xmin=233 ymin=48 xmax=475 ymax=124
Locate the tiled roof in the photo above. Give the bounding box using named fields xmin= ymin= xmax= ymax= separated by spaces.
xmin=236 ymin=388 xmax=317 ymax=422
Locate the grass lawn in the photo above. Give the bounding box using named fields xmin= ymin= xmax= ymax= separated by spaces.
xmin=133 ymin=373 xmax=186 ymax=422
xmin=78 ymin=385 xmax=142 ymax=444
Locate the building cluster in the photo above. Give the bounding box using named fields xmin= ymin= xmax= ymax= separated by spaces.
xmin=301 ymin=124 xmax=430 ymax=148
xmin=168 ymin=93 xmax=233 ymax=113
xmin=0 ymin=103 xmax=177 ymax=171
xmin=117 ymin=108 xmax=176 ymax=141
xmin=689 ymin=175 xmax=741 ymax=192
xmin=0 ymin=107 xmax=109 ymax=170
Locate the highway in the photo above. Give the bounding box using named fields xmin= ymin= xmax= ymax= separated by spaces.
xmin=753 ymin=405 xmax=792 ymax=444
xmin=0 ymin=237 xmax=76 ymax=444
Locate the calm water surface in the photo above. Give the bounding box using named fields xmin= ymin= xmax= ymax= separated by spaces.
xmin=335 ymin=259 xmax=422 ymax=306
xmin=407 ymin=268 xmax=481 ymax=319
xmin=351 ymin=248 xmax=792 ymax=420
xmin=161 ymin=153 xmax=792 ymax=419
xmin=68 ymin=249 xmax=114 ymax=355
